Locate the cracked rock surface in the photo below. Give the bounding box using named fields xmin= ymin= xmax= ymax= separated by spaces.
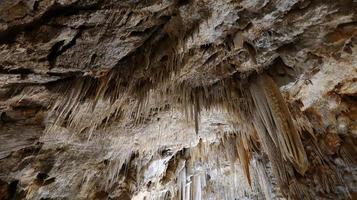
xmin=0 ymin=0 xmax=356 ymax=199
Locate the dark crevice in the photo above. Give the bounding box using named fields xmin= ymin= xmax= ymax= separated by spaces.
xmin=176 ymin=0 xmax=190 ymax=6
xmin=0 ymin=112 xmax=16 ymax=123
xmin=336 ymin=21 xmax=357 ymax=28
xmin=89 ymin=53 xmax=98 ymax=66
xmin=43 ymin=75 xmax=81 ymax=94
xmin=200 ymin=43 xmax=212 ymax=51
xmin=47 ymin=29 xmax=83 ymax=68
xmin=0 ymin=66 xmax=34 ymax=75
xmin=58 ymin=29 xmax=82 ymax=53
xmin=267 ymin=57 xmax=298 ymax=87
xmin=8 ymin=180 xmax=19 ymax=199
xmin=47 ymin=41 xmax=65 ymax=67
xmin=33 ymin=1 xmax=40 ymax=11
xmin=158 ymin=15 xmax=172 ymax=22
xmin=128 ymin=26 xmax=157 ymax=37
xmin=36 ymin=172 xmax=49 ymax=182
xmin=46 ymin=71 xmax=83 ymax=77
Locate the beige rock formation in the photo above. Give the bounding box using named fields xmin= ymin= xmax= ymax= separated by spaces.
xmin=0 ymin=0 xmax=356 ymax=199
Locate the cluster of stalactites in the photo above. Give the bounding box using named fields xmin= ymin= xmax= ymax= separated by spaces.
xmin=46 ymin=54 xmax=319 ymax=199
xmin=248 ymin=74 xmax=309 ymax=174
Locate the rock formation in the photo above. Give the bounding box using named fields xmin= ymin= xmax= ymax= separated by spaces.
xmin=0 ymin=0 xmax=356 ymax=199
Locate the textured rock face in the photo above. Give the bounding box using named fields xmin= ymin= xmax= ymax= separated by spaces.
xmin=0 ymin=0 xmax=356 ymax=199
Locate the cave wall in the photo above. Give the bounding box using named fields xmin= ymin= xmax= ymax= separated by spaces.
xmin=0 ymin=0 xmax=356 ymax=199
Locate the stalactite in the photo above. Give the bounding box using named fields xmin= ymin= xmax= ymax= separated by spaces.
xmin=1 ymin=0 xmax=356 ymax=199
xmin=194 ymin=93 xmax=200 ymax=134
xmin=249 ymin=73 xmax=309 ymax=175
xmin=251 ymin=111 xmax=291 ymax=194
xmin=236 ymin=134 xmax=251 ymax=186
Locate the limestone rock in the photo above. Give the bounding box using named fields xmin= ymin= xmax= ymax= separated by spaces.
xmin=0 ymin=0 xmax=356 ymax=199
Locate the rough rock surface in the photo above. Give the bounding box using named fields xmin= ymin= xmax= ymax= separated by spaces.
xmin=0 ymin=0 xmax=356 ymax=199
